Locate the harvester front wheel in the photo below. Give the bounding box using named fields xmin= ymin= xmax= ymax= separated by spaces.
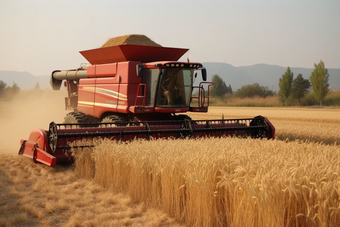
xmin=64 ymin=112 xmax=88 ymax=124
xmin=250 ymin=116 xmax=269 ymax=138
xmin=175 ymin=114 xmax=192 ymax=121
xmin=101 ymin=115 xmax=128 ymax=126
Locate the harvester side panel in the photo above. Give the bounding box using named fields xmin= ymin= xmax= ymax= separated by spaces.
xmin=115 ymin=62 xmax=141 ymax=83
xmin=87 ymin=63 xmax=118 ymax=78
xmin=94 ymin=80 xmax=129 ymax=116
xmin=78 ymin=62 xmax=144 ymax=118
xmin=78 ymin=79 xmax=96 ymax=116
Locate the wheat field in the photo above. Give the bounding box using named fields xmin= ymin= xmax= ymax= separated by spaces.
xmin=73 ymin=134 xmax=339 ymax=226
xmin=1 ymin=92 xmax=339 ymax=226
xmin=71 ymin=107 xmax=340 ymax=227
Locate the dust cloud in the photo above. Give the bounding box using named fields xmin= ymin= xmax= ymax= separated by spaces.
xmin=0 ymin=89 xmax=69 ymax=154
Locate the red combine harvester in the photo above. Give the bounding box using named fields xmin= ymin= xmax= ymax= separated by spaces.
xmin=19 ymin=44 xmax=275 ymax=166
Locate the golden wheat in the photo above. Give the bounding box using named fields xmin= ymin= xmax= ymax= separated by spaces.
xmin=70 ymin=107 xmax=340 ymax=226
xmin=71 ymin=135 xmax=340 ymax=227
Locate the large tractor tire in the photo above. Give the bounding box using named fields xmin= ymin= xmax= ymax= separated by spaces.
xmin=175 ymin=114 xmax=192 ymax=121
xmin=101 ymin=115 xmax=129 ymax=126
xmin=64 ymin=112 xmax=89 ymax=124
xmin=101 ymin=115 xmax=125 ymax=123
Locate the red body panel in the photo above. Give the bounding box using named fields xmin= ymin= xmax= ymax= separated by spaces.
xmin=80 ymin=45 xmax=189 ymax=65
xmin=78 ymin=79 xmax=96 ymax=116
xmin=265 ymin=118 xmax=275 ymax=139
xmin=154 ymin=107 xmax=189 ymax=113
xmin=18 ymin=129 xmax=70 ymax=167
xmin=129 ymin=106 xmax=154 ymax=114
xmin=87 ymin=63 xmax=118 ymax=78
xmin=189 ymin=107 xmax=208 ymax=112
xmin=78 ymin=62 xmax=142 ymax=118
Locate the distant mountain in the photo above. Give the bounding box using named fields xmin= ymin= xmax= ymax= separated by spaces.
xmin=202 ymin=63 xmax=340 ymax=91
xmin=0 ymin=71 xmax=50 ymax=89
xmin=1 ymin=64 xmax=340 ymax=91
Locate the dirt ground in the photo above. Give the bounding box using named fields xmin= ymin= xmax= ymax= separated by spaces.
xmin=0 ymin=153 xmax=183 ymax=227
xmin=0 ymin=90 xmax=182 ymax=227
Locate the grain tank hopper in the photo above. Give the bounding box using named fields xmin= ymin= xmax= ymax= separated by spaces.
xmin=18 ymin=35 xmax=275 ymax=166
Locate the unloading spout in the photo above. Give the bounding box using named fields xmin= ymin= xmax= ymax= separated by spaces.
xmin=50 ymin=69 xmax=87 ymax=90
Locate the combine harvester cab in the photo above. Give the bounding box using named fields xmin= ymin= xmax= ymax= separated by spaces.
xmin=19 ymin=35 xmax=275 ymax=166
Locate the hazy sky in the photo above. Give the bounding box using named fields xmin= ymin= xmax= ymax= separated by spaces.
xmin=1 ymin=0 xmax=339 ymax=76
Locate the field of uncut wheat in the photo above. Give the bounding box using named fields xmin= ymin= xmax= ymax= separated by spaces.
xmin=71 ymin=107 xmax=340 ymax=227
xmin=74 ymin=137 xmax=340 ymax=227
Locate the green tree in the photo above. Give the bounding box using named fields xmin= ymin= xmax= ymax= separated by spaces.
xmin=2 ymin=82 xmax=20 ymax=100
xmin=10 ymin=82 xmax=20 ymax=95
xmin=309 ymin=60 xmax=330 ymax=107
xmin=0 ymin=80 xmax=7 ymax=98
xmin=228 ymin=84 xmax=233 ymax=95
xmin=278 ymin=67 xmax=293 ymax=107
xmin=291 ymin=74 xmax=311 ymax=106
xmin=34 ymin=82 xmax=40 ymax=90
xmin=235 ymin=83 xmax=275 ymax=98
xmin=210 ymin=74 xmax=229 ymax=97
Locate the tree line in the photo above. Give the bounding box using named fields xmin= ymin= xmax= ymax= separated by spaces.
xmin=279 ymin=60 xmax=329 ymax=107
xmin=0 ymin=80 xmax=20 ymax=100
xmin=209 ymin=60 xmax=331 ymax=107
xmin=0 ymin=81 xmax=43 ymax=101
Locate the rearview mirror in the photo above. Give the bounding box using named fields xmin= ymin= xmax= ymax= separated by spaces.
xmin=137 ymin=64 xmax=144 ymax=77
xmin=201 ymin=67 xmax=207 ymax=81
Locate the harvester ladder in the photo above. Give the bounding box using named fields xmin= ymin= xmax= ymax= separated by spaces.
xmin=135 ymin=83 xmax=146 ymax=107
